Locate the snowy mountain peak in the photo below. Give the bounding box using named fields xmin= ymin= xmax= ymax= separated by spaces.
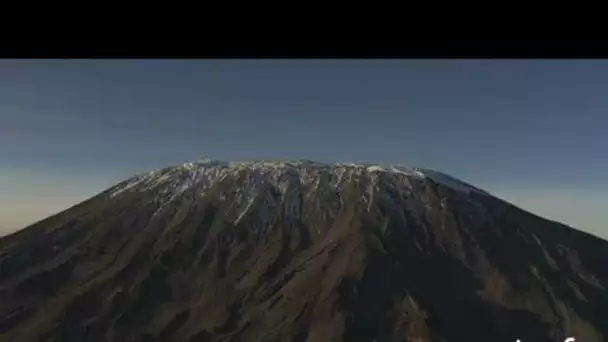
xmin=106 ymin=159 xmax=487 ymax=205
xmin=179 ymin=159 xmax=419 ymax=172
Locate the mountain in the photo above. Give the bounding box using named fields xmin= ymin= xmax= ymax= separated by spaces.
xmin=0 ymin=160 xmax=607 ymax=342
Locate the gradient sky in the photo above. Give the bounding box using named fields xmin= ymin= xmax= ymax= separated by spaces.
xmin=1 ymin=59 xmax=606 ymax=238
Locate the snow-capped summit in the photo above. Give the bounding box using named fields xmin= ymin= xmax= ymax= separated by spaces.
xmin=107 ymin=159 xmax=486 ymax=200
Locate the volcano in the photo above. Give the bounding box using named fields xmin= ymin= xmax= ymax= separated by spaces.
xmin=0 ymin=160 xmax=606 ymax=342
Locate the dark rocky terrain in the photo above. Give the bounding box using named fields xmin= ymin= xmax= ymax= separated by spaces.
xmin=0 ymin=160 xmax=606 ymax=342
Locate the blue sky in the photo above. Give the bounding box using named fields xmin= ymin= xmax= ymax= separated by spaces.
xmin=1 ymin=59 xmax=606 ymax=238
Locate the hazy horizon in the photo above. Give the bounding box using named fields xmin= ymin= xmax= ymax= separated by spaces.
xmin=1 ymin=59 xmax=607 ymax=239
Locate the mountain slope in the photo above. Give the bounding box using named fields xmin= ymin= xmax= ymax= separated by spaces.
xmin=0 ymin=160 xmax=606 ymax=342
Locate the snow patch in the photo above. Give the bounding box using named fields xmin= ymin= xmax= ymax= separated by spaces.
xmin=366 ymin=165 xmax=386 ymax=172
xmin=416 ymin=169 xmax=487 ymax=196
xmin=109 ymin=177 xmax=145 ymax=197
